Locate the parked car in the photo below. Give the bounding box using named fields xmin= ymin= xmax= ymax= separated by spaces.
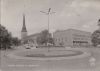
xmin=24 ymin=44 xmax=31 ymax=49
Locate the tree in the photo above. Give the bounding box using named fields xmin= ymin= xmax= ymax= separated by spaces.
xmin=91 ymin=30 xmax=100 ymax=47
xmin=0 ymin=24 xmax=12 ymax=49
xmin=0 ymin=24 xmax=20 ymax=50
xmin=3 ymin=33 xmax=12 ymax=49
xmin=37 ymin=29 xmax=54 ymax=45
xmin=11 ymin=37 xmax=21 ymax=46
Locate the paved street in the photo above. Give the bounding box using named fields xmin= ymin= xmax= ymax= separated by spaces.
xmin=1 ymin=48 xmax=100 ymax=71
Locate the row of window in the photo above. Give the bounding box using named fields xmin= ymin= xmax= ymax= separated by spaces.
xmin=73 ymin=41 xmax=88 ymax=43
xmin=54 ymin=37 xmax=67 ymax=42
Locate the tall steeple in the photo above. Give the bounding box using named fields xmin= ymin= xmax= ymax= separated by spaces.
xmin=21 ymin=14 xmax=27 ymax=32
xmin=21 ymin=14 xmax=27 ymax=39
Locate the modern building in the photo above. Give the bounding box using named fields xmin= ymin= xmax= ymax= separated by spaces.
xmin=53 ymin=29 xmax=92 ymax=47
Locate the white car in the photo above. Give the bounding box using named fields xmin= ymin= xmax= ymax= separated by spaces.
xmin=24 ymin=44 xmax=31 ymax=49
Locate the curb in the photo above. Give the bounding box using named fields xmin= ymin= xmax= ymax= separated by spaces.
xmin=7 ymin=49 xmax=91 ymax=60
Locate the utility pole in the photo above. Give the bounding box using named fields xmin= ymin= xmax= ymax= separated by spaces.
xmin=40 ymin=8 xmax=55 ymax=52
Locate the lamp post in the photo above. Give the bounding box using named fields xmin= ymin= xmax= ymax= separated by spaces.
xmin=40 ymin=8 xmax=55 ymax=52
xmin=98 ymin=19 xmax=100 ymax=30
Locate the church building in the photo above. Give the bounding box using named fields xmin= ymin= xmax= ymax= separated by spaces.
xmin=21 ymin=14 xmax=40 ymax=45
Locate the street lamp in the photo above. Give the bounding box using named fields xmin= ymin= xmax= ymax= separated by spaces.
xmin=98 ymin=19 xmax=100 ymax=30
xmin=40 ymin=8 xmax=55 ymax=51
xmin=40 ymin=8 xmax=55 ymax=34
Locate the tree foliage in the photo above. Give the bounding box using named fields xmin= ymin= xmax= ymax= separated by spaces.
xmin=91 ymin=30 xmax=100 ymax=46
xmin=37 ymin=29 xmax=54 ymax=45
xmin=0 ymin=24 xmax=20 ymax=50
xmin=11 ymin=37 xmax=21 ymax=46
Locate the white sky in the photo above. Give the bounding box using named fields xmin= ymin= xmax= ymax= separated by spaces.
xmin=1 ymin=0 xmax=100 ymax=38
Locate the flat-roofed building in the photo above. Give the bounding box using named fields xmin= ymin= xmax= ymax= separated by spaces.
xmin=53 ymin=29 xmax=92 ymax=47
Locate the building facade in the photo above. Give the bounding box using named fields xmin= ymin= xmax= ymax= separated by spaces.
xmin=53 ymin=29 xmax=92 ymax=47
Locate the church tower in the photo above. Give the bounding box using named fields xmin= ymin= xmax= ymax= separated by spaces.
xmin=21 ymin=14 xmax=27 ymax=39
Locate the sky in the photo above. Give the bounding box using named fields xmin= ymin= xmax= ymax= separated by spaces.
xmin=1 ymin=0 xmax=100 ymax=38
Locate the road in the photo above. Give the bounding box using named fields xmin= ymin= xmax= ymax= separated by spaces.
xmin=0 ymin=48 xmax=100 ymax=71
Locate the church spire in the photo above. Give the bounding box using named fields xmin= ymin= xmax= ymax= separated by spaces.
xmin=21 ymin=14 xmax=27 ymax=32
